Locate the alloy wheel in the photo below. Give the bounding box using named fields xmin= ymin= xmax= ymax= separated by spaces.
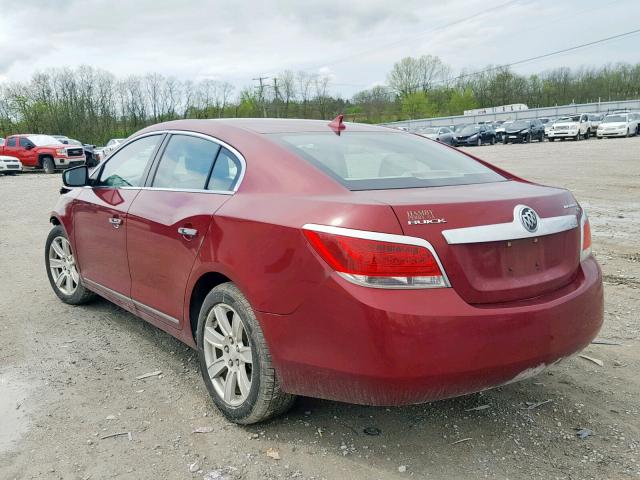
xmin=203 ymin=303 xmax=253 ymax=407
xmin=48 ymin=236 xmax=79 ymax=296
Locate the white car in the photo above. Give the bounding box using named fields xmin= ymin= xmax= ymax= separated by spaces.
xmin=102 ymin=138 xmax=125 ymax=157
xmin=547 ymin=114 xmax=592 ymax=141
xmin=0 ymin=155 xmax=23 ymax=175
xmin=596 ymin=113 xmax=639 ymax=138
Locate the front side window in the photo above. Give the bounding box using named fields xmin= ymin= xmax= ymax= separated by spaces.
xmin=152 ymin=135 xmax=220 ymax=190
xmin=96 ymin=135 xmax=161 ymax=188
xmin=19 ymin=137 xmax=31 ymax=148
xmin=272 ymin=132 xmax=505 ymax=190
xmin=207 ymin=147 xmax=241 ymax=191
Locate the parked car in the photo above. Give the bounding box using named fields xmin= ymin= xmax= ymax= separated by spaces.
xmin=596 ymin=113 xmax=639 ymax=138
xmin=53 ymin=135 xmax=99 ymax=167
xmin=46 ymin=118 xmax=603 ymax=424
xmin=0 ymin=155 xmax=23 ymax=175
xmin=502 ymin=119 xmax=545 ymax=144
xmin=102 ymin=138 xmax=126 ymax=157
xmin=586 ymin=114 xmax=603 ymax=131
xmin=0 ymin=134 xmax=86 ymax=173
xmin=417 ymin=126 xmax=456 ymax=145
xmin=494 ymin=121 xmax=512 ymax=143
xmin=547 ymin=114 xmax=591 ymax=141
xmin=544 ymin=119 xmax=557 ymax=138
xmin=454 ymin=124 xmax=496 ymax=146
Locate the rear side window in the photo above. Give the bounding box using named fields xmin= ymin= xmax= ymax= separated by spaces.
xmin=152 ymin=135 xmax=220 ymax=190
xmin=207 ymin=147 xmax=241 ymax=191
xmin=96 ymin=135 xmax=161 ymax=187
xmin=272 ymin=132 xmax=505 ymax=190
xmin=7 ymin=137 xmax=16 ymax=147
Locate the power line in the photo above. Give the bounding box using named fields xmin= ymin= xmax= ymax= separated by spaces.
xmin=444 ymin=27 xmax=640 ymax=85
xmin=304 ymin=0 xmax=521 ymax=71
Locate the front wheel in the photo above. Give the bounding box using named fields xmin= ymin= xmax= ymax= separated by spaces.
xmin=42 ymin=156 xmax=56 ymax=174
xmin=45 ymin=226 xmax=96 ymax=304
xmin=549 ymin=137 xmax=555 ymax=142
xmin=490 ymin=136 xmax=495 ymax=145
xmin=476 ymin=137 xmax=482 ymax=146
xmin=197 ymin=283 xmax=295 ymax=424
xmin=584 ymin=129 xmax=590 ymax=140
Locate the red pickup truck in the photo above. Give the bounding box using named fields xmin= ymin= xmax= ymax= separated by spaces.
xmin=0 ymin=134 xmax=86 ymax=173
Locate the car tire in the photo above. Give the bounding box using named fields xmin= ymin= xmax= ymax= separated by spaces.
xmin=575 ymin=132 xmax=581 ymax=141
xmin=42 ymin=156 xmax=55 ymax=174
xmin=626 ymin=128 xmax=630 ymax=137
xmin=476 ymin=137 xmax=482 ymax=146
xmin=585 ymin=129 xmax=590 ymax=140
xmin=549 ymin=137 xmax=555 ymax=142
xmin=525 ymin=133 xmax=531 ymax=143
xmin=45 ymin=225 xmax=96 ymax=305
xmin=196 ymin=282 xmax=295 ymax=424
xmin=490 ymin=136 xmax=495 ymax=145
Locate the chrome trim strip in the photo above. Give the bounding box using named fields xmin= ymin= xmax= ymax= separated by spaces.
xmin=441 ymin=204 xmax=578 ymax=245
xmin=132 ymin=299 xmax=180 ymax=325
xmin=95 ymin=129 xmax=246 ymax=194
xmin=302 ymin=223 xmax=451 ymax=288
xmin=83 ymin=278 xmax=180 ymax=325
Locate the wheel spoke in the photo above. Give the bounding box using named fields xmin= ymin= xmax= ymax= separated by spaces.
xmin=55 ymin=272 xmax=67 ymax=287
xmin=204 ymin=326 xmax=225 ymax=348
xmin=238 ymin=367 xmax=251 ymax=397
xmin=231 ymin=314 xmax=243 ymax=341
xmin=214 ymin=305 xmax=233 ymax=336
xmin=237 ymin=346 xmax=252 ymax=364
xmin=207 ymin=358 xmax=227 ymax=379
xmin=61 ymin=239 xmax=71 ymax=256
xmin=49 ymin=258 xmax=64 ymax=268
xmin=65 ymin=273 xmax=73 ymax=291
xmin=224 ymin=370 xmax=238 ymax=402
xmin=70 ymin=268 xmax=79 ymax=284
xmin=51 ymin=241 xmax=65 ymax=258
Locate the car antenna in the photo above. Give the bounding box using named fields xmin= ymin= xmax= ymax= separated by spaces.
xmin=328 ymin=114 xmax=346 ymax=135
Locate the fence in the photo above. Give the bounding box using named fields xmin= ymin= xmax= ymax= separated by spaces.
xmin=381 ymin=99 xmax=640 ymax=130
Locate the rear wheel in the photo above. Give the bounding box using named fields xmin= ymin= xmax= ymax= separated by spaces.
xmin=197 ymin=282 xmax=295 ymax=424
xmin=42 ymin=156 xmax=55 ymax=174
xmin=45 ymin=226 xmax=96 ymax=304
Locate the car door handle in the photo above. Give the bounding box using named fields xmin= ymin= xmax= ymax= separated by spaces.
xmin=108 ymin=217 xmax=123 ymax=228
xmin=178 ymin=227 xmax=198 ymax=238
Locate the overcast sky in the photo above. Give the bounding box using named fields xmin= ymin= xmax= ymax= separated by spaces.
xmin=0 ymin=0 xmax=638 ymax=97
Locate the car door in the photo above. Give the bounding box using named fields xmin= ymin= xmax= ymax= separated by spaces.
xmin=72 ymin=134 xmax=164 ymax=300
xmin=126 ymin=133 xmax=242 ymax=326
xmin=18 ymin=137 xmax=38 ymax=166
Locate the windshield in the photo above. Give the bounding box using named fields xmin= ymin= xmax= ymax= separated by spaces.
xmin=510 ymin=120 xmax=529 ymax=129
xmin=272 ymin=132 xmax=505 ymax=190
xmin=453 ymin=124 xmax=469 ymax=132
xmin=558 ymin=115 xmax=580 ymax=123
xmin=459 ymin=125 xmax=480 ymax=135
xmin=603 ymin=115 xmax=627 ymax=123
xmin=27 ymin=135 xmax=64 ymax=146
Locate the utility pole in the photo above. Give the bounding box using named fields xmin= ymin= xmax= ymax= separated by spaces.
xmin=252 ymin=76 xmax=269 ymax=118
xmin=272 ymin=77 xmax=280 ymax=118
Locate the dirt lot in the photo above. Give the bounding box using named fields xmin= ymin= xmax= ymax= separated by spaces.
xmin=1 ymin=137 xmax=639 ymax=480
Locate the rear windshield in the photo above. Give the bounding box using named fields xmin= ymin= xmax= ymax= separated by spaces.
xmin=271 ymin=132 xmax=505 ymax=190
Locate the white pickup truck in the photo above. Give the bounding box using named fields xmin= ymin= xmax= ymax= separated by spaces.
xmin=547 ymin=114 xmax=591 ymax=141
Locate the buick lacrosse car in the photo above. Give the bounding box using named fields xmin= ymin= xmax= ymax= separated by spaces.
xmin=46 ymin=117 xmax=603 ymax=424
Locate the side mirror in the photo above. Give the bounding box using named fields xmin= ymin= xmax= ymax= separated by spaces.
xmin=62 ymin=165 xmax=89 ymax=187
xmin=25 ymin=143 xmax=34 ymax=150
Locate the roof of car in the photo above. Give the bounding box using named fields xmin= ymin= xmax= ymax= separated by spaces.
xmin=140 ymin=118 xmax=390 ymax=135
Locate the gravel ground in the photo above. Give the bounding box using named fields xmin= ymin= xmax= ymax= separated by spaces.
xmin=0 ymin=136 xmax=638 ymax=480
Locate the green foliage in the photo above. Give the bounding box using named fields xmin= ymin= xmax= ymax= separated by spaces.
xmin=0 ymin=61 xmax=638 ymax=144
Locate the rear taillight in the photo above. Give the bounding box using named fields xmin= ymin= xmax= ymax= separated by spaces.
xmin=580 ymin=211 xmax=592 ymax=261
xmin=302 ymin=224 xmax=449 ymax=288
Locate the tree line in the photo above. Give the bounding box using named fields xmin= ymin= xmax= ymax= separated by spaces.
xmin=1 ymin=58 xmax=638 ymax=145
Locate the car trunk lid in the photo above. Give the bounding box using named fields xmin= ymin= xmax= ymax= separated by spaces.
xmin=353 ymin=180 xmax=581 ymax=304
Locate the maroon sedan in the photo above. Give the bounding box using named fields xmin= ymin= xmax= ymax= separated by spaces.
xmin=47 ymin=118 xmax=603 ymax=424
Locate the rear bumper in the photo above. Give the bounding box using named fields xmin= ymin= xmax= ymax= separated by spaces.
xmin=260 ymin=257 xmax=603 ymax=405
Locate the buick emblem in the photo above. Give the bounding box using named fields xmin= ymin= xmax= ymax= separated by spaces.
xmin=519 ymin=207 xmax=538 ymax=232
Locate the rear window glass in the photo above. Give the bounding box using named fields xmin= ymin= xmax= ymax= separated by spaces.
xmin=271 ymin=132 xmax=505 ymax=190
